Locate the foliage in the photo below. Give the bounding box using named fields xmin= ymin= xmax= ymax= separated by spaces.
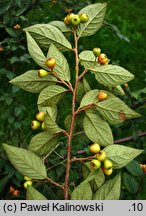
xmin=0 ymin=0 xmax=146 ymax=200
xmin=0 ymin=2 xmax=145 ymax=200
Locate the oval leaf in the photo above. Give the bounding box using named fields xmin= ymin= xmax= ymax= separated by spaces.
xmin=104 ymin=145 xmax=143 ymax=169
xmin=90 ymin=64 xmax=134 ymax=87
xmin=71 ymin=182 xmax=92 ymax=200
xmin=80 ymin=89 xmax=99 ymax=108
xmin=83 ymin=110 xmax=113 ymax=147
xmin=26 ymin=32 xmax=48 ymax=70
xmin=49 ymin=21 xmax=72 ymax=33
xmin=125 ymin=160 xmax=143 ymax=176
xmin=97 ymin=96 xmax=141 ymax=125
xmin=44 ymin=112 xmax=64 ymax=134
xmin=76 ymin=77 xmax=91 ymax=103
xmin=9 ymin=70 xmax=57 ymax=93
xmin=26 ymin=186 xmax=47 ymax=200
xmin=84 ymin=166 xmax=105 ymax=189
xmin=24 ymin=24 xmax=72 ymax=51
xmin=37 ymin=85 xmax=68 ymax=106
xmin=77 ymin=3 xmax=107 ymax=38
xmin=47 ymin=44 xmax=70 ymax=82
xmin=123 ymin=173 xmax=138 ymax=194
xmin=79 ymin=50 xmax=97 ymax=68
xmin=93 ymin=173 xmax=121 ymax=200
xmin=3 ymin=144 xmax=47 ymax=179
xmin=29 ymin=132 xmax=59 ymax=157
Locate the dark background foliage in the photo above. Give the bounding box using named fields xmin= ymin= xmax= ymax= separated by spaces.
xmin=0 ymin=0 xmax=146 ymax=200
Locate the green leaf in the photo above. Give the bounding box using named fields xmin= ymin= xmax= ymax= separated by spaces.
xmin=49 ymin=21 xmax=72 ymax=33
xmin=24 ymin=24 xmax=72 ymax=51
xmin=29 ymin=132 xmax=59 ymax=157
xmin=84 ymin=166 xmax=105 ymax=188
xmin=76 ymin=78 xmax=91 ymax=103
xmin=77 ymin=3 xmax=107 ymax=38
xmin=80 ymin=89 xmax=99 ymax=108
xmin=9 ymin=70 xmax=57 ymax=93
xmin=71 ymin=182 xmax=92 ymax=200
xmin=26 ymin=32 xmax=48 ymax=70
xmin=44 ymin=112 xmax=64 ymax=134
xmin=79 ymin=50 xmax=97 ymax=68
xmin=109 ymin=85 xmax=125 ymax=96
xmin=0 ymin=175 xmax=11 ymax=193
xmin=132 ymin=87 xmax=146 ymax=99
xmin=0 ymin=0 xmax=13 ymax=15
xmin=90 ymin=64 xmax=134 ymax=87
xmin=104 ymin=145 xmax=143 ymax=169
xmin=94 ymin=169 xmax=105 ymax=189
xmin=48 ymin=44 xmax=70 ymax=82
xmin=83 ymin=110 xmax=113 ymax=147
xmin=93 ymin=173 xmax=121 ymax=200
xmin=114 ymin=85 xmax=125 ymax=95
xmin=3 ymin=144 xmax=47 ymax=179
xmin=97 ymin=96 xmax=141 ymax=125
xmin=64 ymin=114 xmax=72 ymax=132
xmin=6 ymin=28 xmax=17 ymax=38
xmin=126 ymin=160 xmax=143 ymax=176
xmin=26 ymin=186 xmax=47 ymax=200
xmin=123 ymin=173 xmax=138 ymax=194
xmin=38 ymin=85 xmax=68 ymax=106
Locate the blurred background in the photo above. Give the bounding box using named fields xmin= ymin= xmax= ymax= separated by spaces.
xmin=0 ymin=0 xmax=146 ymax=200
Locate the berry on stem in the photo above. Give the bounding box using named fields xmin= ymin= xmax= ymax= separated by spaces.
xmin=13 ymin=190 xmax=20 ymax=197
xmin=41 ymin=122 xmax=45 ymax=130
xmin=36 ymin=111 xmax=45 ymax=122
xmin=24 ymin=180 xmax=33 ymax=189
xmin=93 ymin=48 xmax=101 ymax=57
xmin=102 ymin=167 xmax=113 ymax=176
xmin=89 ymin=143 xmax=100 ymax=154
xmin=98 ymin=53 xmax=109 ymax=65
xmin=9 ymin=186 xmax=15 ymax=194
xmin=38 ymin=69 xmax=49 ymax=77
xmin=79 ymin=13 xmax=89 ymax=23
xmin=71 ymin=15 xmax=80 ymax=25
xmin=66 ymin=13 xmax=75 ymax=23
xmin=31 ymin=120 xmax=40 ymax=130
xmin=90 ymin=159 xmax=101 ymax=169
xmin=45 ymin=58 xmax=56 ymax=70
xmin=96 ymin=150 xmax=106 ymax=162
xmin=103 ymin=159 xmax=113 ymax=170
xmin=98 ymin=91 xmax=108 ymax=101
xmin=64 ymin=17 xmax=70 ymax=25
xmin=24 ymin=176 xmax=32 ymax=181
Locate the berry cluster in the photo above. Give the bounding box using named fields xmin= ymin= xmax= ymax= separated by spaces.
xmin=38 ymin=57 xmax=56 ymax=78
xmin=93 ymin=47 xmax=109 ymax=65
xmin=64 ymin=13 xmax=89 ymax=26
xmin=23 ymin=176 xmax=33 ymax=188
xmin=89 ymin=143 xmax=113 ymax=176
xmin=31 ymin=111 xmax=45 ymax=130
xmin=9 ymin=186 xmax=20 ymax=197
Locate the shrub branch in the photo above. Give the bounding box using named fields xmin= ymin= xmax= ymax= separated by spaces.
xmin=64 ymin=29 xmax=80 ymax=200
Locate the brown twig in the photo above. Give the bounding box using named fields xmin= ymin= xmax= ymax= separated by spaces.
xmin=75 ymin=103 xmax=96 ymax=116
xmin=52 ymin=71 xmax=73 ymax=92
xmin=131 ymin=99 xmax=146 ymax=110
xmin=74 ymin=131 xmax=146 ymax=155
xmin=78 ymin=68 xmax=89 ymax=80
xmin=114 ymin=131 xmax=146 ymax=144
xmin=46 ymin=177 xmax=64 ymax=190
xmin=70 ymin=155 xmax=94 ymax=163
xmin=64 ymin=29 xmax=79 ymax=200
